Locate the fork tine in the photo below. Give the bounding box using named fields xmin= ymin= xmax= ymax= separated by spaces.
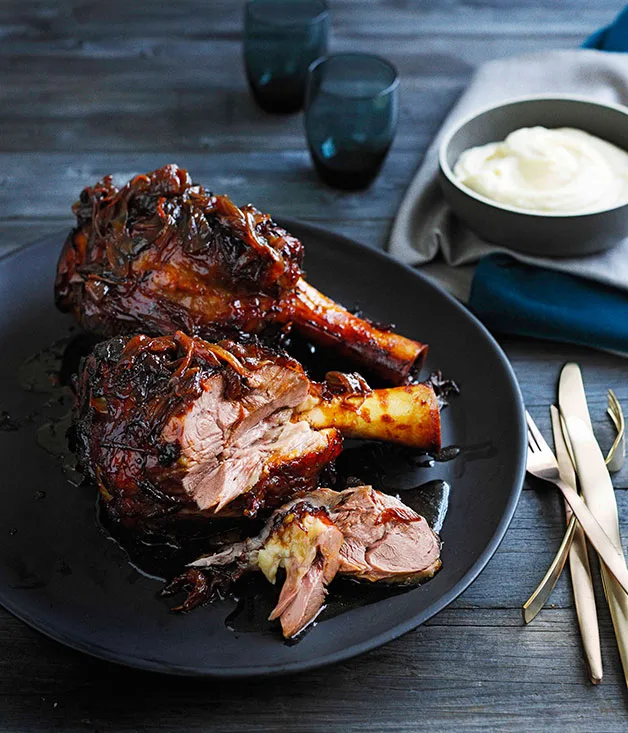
xmin=526 ymin=411 xmax=548 ymax=452
xmin=525 ymin=418 xmax=538 ymax=452
xmin=611 ymin=390 xmax=623 ymax=422
xmin=608 ymin=390 xmax=622 ymax=425
xmin=609 ymin=388 xmax=620 ymax=410
xmin=608 ymin=406 xmax=620 ymax=432
xmin=608 ymin=389 xmax=619 ymax=418
xmin=606 ymin=389 xmax=625 ymax=473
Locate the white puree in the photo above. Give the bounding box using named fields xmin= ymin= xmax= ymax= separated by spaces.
xmin=453 ymin=126 xmax=628 ymax=214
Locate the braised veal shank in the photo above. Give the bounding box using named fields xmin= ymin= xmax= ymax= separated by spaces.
xmin=56 ymin=164 xmax=427 ymax=385
xmin=61 ymin=166 xmax=448 ymax=639
xmin=74 ymin=332 xmax=441 ymax=532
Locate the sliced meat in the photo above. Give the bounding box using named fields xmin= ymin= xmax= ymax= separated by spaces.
xmin=159 ymin=359 xmax=318 ymax=513
xmin=73 ymin=331 xmax=342 ymax=532
xmin=273 ymin=557 xmax=329 ymax=639
xmin=175 ymin=498 xmax=343 ymax=638
xmin=260 ymin=506 xmax=343 ymax=638
xmin=180 ymin=486 xmax=442 ymax=638
xmin=331 ymin=486 xmax=442 ymax=583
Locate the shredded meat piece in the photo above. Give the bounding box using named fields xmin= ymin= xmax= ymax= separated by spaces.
xmin=182 ymin=486 xmax=441 ymax=638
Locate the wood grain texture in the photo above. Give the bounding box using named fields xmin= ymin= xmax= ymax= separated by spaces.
xmin=1 ymin=607 xmax=628 ymax=733
xmin=1 ymin=0 xmax=628 ymax=730
xmin=0 ymin=0 xmax=623 ymax=40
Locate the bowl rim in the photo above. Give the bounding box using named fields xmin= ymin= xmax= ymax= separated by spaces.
xmin=438 ymin=93 xmax=628 ymax=219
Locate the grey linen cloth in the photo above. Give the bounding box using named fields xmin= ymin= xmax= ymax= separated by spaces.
xmin=388 ymin=49 xmax=628 ymax=302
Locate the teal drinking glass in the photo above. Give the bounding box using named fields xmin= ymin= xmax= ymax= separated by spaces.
xmin=305 ymin=53 xmax=399 ymax=189
xmin=244 ymin=0 xmax=329 ymax=114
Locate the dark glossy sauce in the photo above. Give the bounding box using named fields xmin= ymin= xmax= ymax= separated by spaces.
xmin=18 ymin=333 xmax=459 ymax=641
xmin=0 ymin=411 xmax=21 ymax=431
xmin=97 ymin=503 xmax=258 ymax=583
xmin=36 ymin=411 xmax=83 ymax=486
xmin=19 ymin=337 xmax=71 ymax=394
xmin=16 ymin=334 xmax=94 ymax=486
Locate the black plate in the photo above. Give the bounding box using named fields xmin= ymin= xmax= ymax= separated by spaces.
xmin=0 ymin=220 xmax=526 ymax=677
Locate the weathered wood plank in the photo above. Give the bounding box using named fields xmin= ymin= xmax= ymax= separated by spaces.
xmin=0 ymin=151 xmax=420 ymax=220
xmin=0 ymin=82 xmax=461 ymax=153
xmin=0 ymin=35 xmax=581 ymax=70
xmin=0 ymin=0 xmax=622 ymax=40
xmin=0 ymin=606 xmax=627 ymax=733
xmin=0 ymin=94 xmax=458 ymax=157
xmin=0 ymin=29 xmax=605 ymax=154
xmin=0 ymin=4 xmax=615 ymax=157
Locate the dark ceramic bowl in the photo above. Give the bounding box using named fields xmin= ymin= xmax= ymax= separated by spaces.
xmin=438 ymin=95 xmax=628 ymax=257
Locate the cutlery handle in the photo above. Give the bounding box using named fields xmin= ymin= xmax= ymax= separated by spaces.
xmin=522 ymin=515 xmax=576 ymax=624
xmin=521 ymin=507 xmax=603 ymax=685
xmin=600 ymin=563 xmax=628 ymax=688
xmin=552 ymin=405 xmax=602 ymax=684
xmin=563 ymin=413 xmax=628 ymax=686
xmin=554 ymin=478 xmax=628 ymax=595
xmin=570 ymin=519 xmax=603 ymax=684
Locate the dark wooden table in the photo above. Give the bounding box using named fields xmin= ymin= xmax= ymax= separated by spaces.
xmin=1 ymin=1 xmax=628 ymax=730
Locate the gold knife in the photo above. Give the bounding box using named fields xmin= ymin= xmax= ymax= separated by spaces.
xmin=522 ymin=407 xmax=603 ymax=686
xmin=559 ymin=362 xmax=628 ymax=687
xmin=552 ymin=406 xmax=603 ymax=684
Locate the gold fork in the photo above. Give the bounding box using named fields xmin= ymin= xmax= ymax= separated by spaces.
xmin=607 ymin=389 xmax=626 ymax=473
xmin=524 ymin=410 xmax=628 ymax=595
xmin=523 ymin=392 xmax=625 ymax=623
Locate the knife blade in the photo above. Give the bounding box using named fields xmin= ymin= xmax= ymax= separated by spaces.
xmin=559 ymin=362 xmax=628 ymax=687
xmin=551 ymin=405 xmax=602 ymax=685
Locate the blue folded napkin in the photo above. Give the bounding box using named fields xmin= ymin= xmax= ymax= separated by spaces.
xmin=469 ymin=256 xmax=628 ymax=354
xmin=467 ymin=7 xmax=628 ymax=355
xmin=583 ymin=7 xmax=628 ymax=50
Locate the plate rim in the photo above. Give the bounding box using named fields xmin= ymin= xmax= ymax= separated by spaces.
xmin=0 ymin=219 xmax=527 ymax=677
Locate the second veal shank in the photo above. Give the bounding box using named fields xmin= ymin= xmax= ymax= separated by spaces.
xmin=55 ymin=164 xmax=427 ymax=385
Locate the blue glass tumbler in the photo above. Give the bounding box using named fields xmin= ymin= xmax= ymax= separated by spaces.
xmin=244 ymin=0 xmax=329 ymax=114
xmin=305 ymin=53 xmax=399 ymax=189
